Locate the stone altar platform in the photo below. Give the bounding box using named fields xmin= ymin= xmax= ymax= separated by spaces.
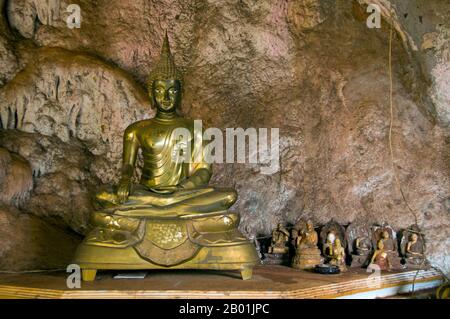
xmin=0 ymin=266 xmax=442 ymax=299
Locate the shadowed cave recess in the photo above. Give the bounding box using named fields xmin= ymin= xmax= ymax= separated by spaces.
xmin=0 ymin=0 xmax=448 ymax=275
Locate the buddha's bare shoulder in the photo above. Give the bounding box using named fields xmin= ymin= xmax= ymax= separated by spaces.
xmin=124 ymin=119 xmax=153 ymax=132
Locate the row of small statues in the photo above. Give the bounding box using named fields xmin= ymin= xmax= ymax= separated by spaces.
xmin=261 ymin=219 xmax=430 ymax=272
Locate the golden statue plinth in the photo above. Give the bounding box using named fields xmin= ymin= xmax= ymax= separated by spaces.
xmin=73 ymin=34 xmax=259 ymax=281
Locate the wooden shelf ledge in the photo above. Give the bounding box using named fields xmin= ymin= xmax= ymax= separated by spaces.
xmin=0 ymin=266 xmax=443 ymax=299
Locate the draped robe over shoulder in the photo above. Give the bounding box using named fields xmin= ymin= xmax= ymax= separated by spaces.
xmin=95 ymin=116 xmax=237 ymax=218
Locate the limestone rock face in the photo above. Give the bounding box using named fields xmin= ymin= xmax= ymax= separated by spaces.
xmin=287 ymin=0 xmax=331 ymax=32
xmin=0 ymin=47 xmax=152 ymax=184
xmin=0 ymin=205 xmax=81 ymax=271
xmin=0 ymin=0 xmax=448 ymax=273
xmin=0 ymin=147 xmax=32 ymax=207
xmin=0 ymin=0 xmax=19 ymax=86
xmin=0 ymin=46 xmax=152 ymax=234
xmin=0 ymin=130 xmax=98 ymax=234
xmin=0 ymin=46 xmax=152 ymax=233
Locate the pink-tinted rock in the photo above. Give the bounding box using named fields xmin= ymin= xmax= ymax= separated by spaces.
xmin=0 ymin=205 xmax=81 ymax=271
xmin=0 ymin=0 xmax=448 ymax=274
xmin=0 ymin=147 xmax=33 ymax=207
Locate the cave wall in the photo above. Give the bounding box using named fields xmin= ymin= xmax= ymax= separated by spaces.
xmin=0 ymin=0 xmax=448 ymax=273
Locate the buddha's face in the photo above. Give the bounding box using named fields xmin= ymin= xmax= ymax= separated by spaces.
xmin=381 ymin=231 xmax=389 ymax=239
xmin=152 ymin=79 xmax=181 ymax=112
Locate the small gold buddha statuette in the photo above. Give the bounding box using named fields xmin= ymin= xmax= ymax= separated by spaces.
xmin=292 ymin=220 xmax=323 ymax=270
xmin=73 ymin=33 xmax=259 ymax=281
xmin=322 ymin=232 xmax=347 ymax=272
xmin=369 ymin=240 xmax=391 ymax=271
xmin=328 ymin=238 xmax=347 ymax=272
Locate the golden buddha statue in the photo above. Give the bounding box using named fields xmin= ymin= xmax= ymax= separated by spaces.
xmin=73 ymin=34 xmax=259 ymax=281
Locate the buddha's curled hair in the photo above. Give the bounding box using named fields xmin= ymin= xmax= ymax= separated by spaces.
xmin=147 ymin=32 xmax=184 ymax=92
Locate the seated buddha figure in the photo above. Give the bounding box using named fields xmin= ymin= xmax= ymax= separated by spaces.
xmin=328 ymin=238 xmax=347 ymax=272
xmin=93 ymin=36 xmax=236 ymax=220
xmin=74 ymin=34 xmax=259 ymax=281
xmin=292 ymin=220 xmax=323 ymax=270
xmin=403 ymin=233 xmax=429 ymax=269
xmin=369 ymin=240 xmax=391 ymax=271
xmin=405 ymin=234 xmax=423 ymax=258
xmin=355 ymin=236 xmax=371 ymax=255
xmin=322 ymin=233 xmax=347 ymax=272
xmin=379 ymin=231 xmax=395 ymax=251
xmin=268 ymin=223 xmax=290 ymax=254
xmin=377 ymin=230 xmax=404 ymax=269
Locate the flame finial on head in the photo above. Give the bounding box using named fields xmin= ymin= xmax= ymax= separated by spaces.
xmin=147 ymin=31 xmax=183 ymax=90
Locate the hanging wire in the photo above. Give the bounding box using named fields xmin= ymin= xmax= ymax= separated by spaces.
xmin=386 ymin=16 xmax=447 ymax=296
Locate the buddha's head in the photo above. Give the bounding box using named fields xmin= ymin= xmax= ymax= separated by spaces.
xmin=148 ymin=32 xmax=183 ymax=113
xmin=410 ymin=233 xmax=418 ymax=243
xmin=335 ymin=238 xmax=342 ymax=248
xmin=306 ymin=220 xmax=313 ymax=231
xmin=381 ymin=230 xmax=389 ymax=240
xmin=152 ymin=79 xmax=181 ymax=112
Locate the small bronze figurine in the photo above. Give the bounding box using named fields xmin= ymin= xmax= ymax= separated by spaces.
xmin=320 ymin=220 xmax=348 ymax=271
xmin=346 ymin=220 xmax=372 ymax=268
xmin=371 ymin=223 xmax=403 ymax=270
xmin=262 ymin=223 xmax=290 ymax=265
xmin=369 ymin=240 xmax=391 ymax=271
xmin=268 ymin=223 xmax=290 ymax=254
xmin=400 ymin=225 xmax=430 ymax=270
xmin=329 ymin=238 xmax=347 ymax=272
xmin=292 ymin=220 xmax=323 ymax=270
xmin=355 ymin=237 xmax=371 ymax=255
xmin=323 ymin=232 xmax=347 ymax=272
xmin=320 ymin=219 xmax=347 ymax=252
